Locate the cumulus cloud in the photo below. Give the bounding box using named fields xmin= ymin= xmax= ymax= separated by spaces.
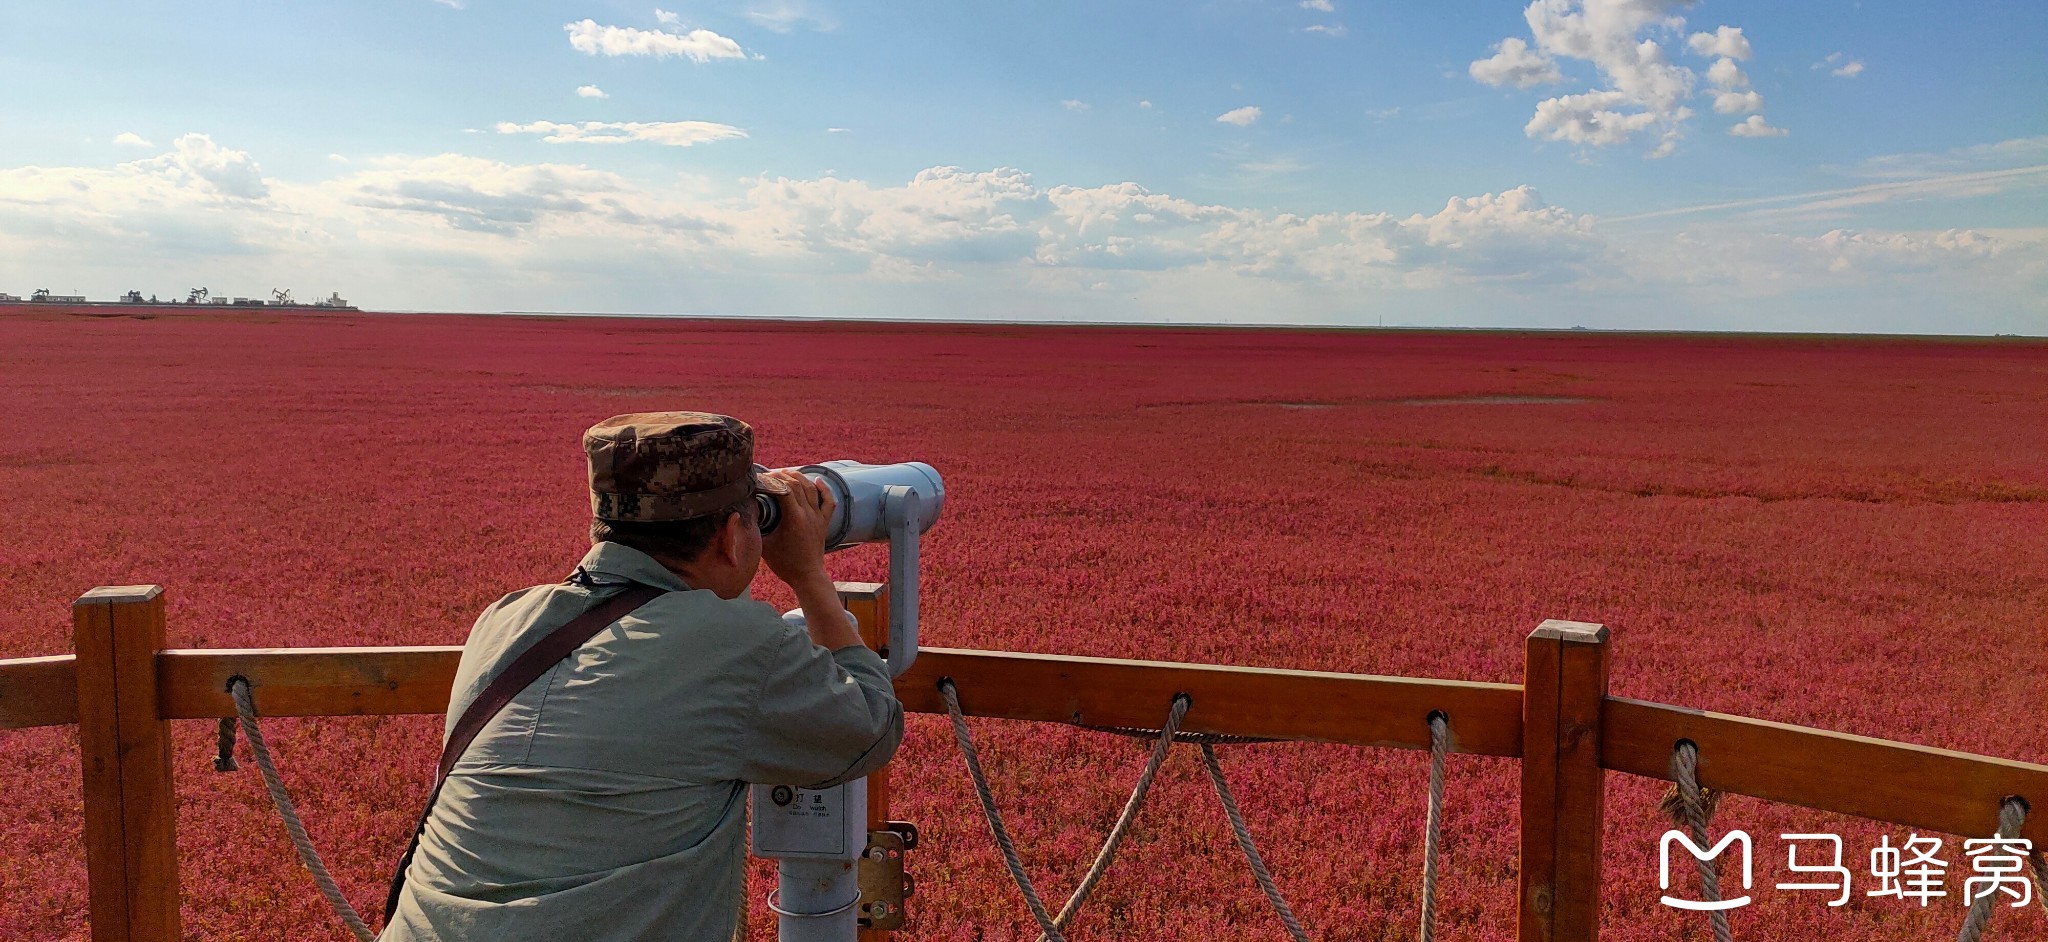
xmin=564 ymin=19 xmax=747 ymax=62
xmin=1705 ymin=56 xmax=1744 ymax=88
xmin=1525 ymin=90 xmax=1669 ymax=150
xmin=576 ymin=85 xmax=609 ymax=99
xmin=113 ymin=132 xmax=154 ymax=148
xmin=654 ymin=9 xmax=682 ymax=25
xmin=1686 ymin=26 xmax=1750 ymax=60
xmin=1301 ymin=0 xmax=1335 ymax=10
xmin=1062 ymin=99 xmax=1090 ymax=112
xmin=494 ymin=120 xmax=747 ymax=146
xmin=124 ymin=133 xmax=269 ymax=199
xmin=1728 ymin=115 xmax=1787 ymax=138
xmin=1216 ymin=106 xmax=1262 ymax=127
xmin=1470 ymin=37 xmax=1563 ymax=88
xmin=1833 ymin=60 xmax=1864 ymax=78
xmin=1472 ymin=1 xmax=1785 ymax=156
xmin=1712 ymin=89 xmax=1762 ymax=115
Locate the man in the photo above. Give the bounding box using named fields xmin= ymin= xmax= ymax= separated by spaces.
xmin=383 ymin=412 xmax=904 ymax=941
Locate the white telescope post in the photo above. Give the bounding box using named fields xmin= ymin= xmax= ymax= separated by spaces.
xmin=752 ymin=483 xmax=925 ymax=941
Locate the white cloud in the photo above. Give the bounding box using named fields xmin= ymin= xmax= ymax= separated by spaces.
xmin=113 ymin=132 xmax=154 ymax=148
xmin=1729 ymin=115 xmax=1787 ymax=138
xmin=494 ymin=120 xmax=747 ymax=146
xmin=123 ymin=133 xmax=269 ymax=199
xmin=1300 ymin=0 xmax=1335 ymax=10
xmin=1062 ymin=99 xmax=1090 ymax=112
xmin=1686 ymin=26 xmax=1750 ymax=61
xmin=1712 ymin=90 xmax=1762 ymax=115
xmin=826 ymin=127 xmax=851 ymax=134
xmin=1473 ymin=1 xmax=1785 ymax=156
xmin=1305 ymin=24 xmax=1348 ymax=37
xmin=1216 ymin=106 xmax=1262 ymax=127
xmin=432 ymin=0 xmax=465 ymax=9
xmin=576 ymin=85 xmax=609 ymax=99
xmin=1525 ymin=90 xmax=1666 ymax=149
xmin=745 ymin=0 xmax=835 ymax=32
xmin=1833 ymin=60 xmax=1865 ymax=78
xmin=1705 ymin=57 xmax=1745 ymax=89
xmin=329 ymin=154 xmax=349 ymax=163
xmin=1138 ymin=100 xmax=1153 ymax=109
xmin=654 ymin=9 xmax=682 ymax=25
xmin=5 ymin=143 xmax=2041 ymax=332
xmin=1470 ymin=37 xmax=1563 ymax=88
xmin=564 ymin=19 xmax=747 ymax=62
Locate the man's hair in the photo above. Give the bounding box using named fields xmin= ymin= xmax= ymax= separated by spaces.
xmin=591 ymin=498 xmax=753 ymax=566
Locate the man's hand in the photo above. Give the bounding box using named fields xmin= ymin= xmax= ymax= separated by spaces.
xmin=760 ymin=469 xmax=836 ymax=584
xmin=759 ymin=469 xmax=861 ymax=649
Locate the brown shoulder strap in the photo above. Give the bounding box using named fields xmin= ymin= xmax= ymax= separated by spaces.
xmin=385 ymin=584 xmax=664 ymax=924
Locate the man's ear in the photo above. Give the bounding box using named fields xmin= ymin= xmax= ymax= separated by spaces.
xmin=717 ymin=510 xmax=745 ymax=567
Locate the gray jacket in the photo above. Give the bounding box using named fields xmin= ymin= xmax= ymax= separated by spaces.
xmin=382 ymin=541 xmax=903 ymax=941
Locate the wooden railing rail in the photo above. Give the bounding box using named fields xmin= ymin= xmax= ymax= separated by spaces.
xmin=1 ymin=586 xmax=2044 ymax=942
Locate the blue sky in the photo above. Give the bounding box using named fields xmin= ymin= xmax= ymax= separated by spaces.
xmin=2 ymin=1 xmax=2043 ymax=333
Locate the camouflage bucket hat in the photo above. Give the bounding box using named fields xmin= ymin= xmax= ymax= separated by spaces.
xmin=584 ymin=412 xmax=789 ymax=522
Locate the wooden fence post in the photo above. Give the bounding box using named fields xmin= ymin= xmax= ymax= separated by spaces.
xmin=74 ymin=585 xmax=181 ymax=942
xmin=838 ymin=581 xmax=892 ymax=940
xmin=1519 ymin=619 xmax=1609 ymax=942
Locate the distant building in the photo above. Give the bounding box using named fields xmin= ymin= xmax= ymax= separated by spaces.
xmin=43 ymin=294 xmax=87 ymax=303
xmin=314 ymin=292 xmax=351 ymax=308
xmin=121 ymin=290 xmax=145 ymax=303
xmin=0 ymin=293 xmax=19 ymax=301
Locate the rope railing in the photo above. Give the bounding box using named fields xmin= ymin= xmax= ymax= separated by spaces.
xmin=1419 ymin=712 xmax=1449 ymax=942
xmin=222 ymin=678 xmax=377 ymax=942
xmin=938 ymin=678 xmax=1072 ymax=941
xmin=1664 ymin=741 xmax=1734 ymax=942
xmin=1035 ymin=691 xmax=1188 ymax=941
xmin=1199 ymin=743 xmax=1311 ymax=942
xmin=20 ymin=592 xmax=2048 ymax=942
xmin=942 ymin=678 xmax=1471 ymax=942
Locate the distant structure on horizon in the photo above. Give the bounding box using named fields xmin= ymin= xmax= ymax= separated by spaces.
xmin=1 ymin=287 xmax=357 ymax=311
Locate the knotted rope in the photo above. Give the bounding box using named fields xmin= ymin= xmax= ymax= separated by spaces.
xmin=1665 ymin=741 xmax=1733 ymax=942
xmin=1419 ymin=712 xmax=1449 ymax=942
xmin=1955 ymin=797 xmax=2036 ymax=942
xmin=221 ymin=678 xmax=377 ymax=942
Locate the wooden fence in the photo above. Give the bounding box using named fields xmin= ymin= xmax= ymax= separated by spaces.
xmin=1 ymin=583 xmax=2043 ymax=941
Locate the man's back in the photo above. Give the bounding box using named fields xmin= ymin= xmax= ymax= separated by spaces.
xmin=383 ymin=541 xmax=903 ymax=942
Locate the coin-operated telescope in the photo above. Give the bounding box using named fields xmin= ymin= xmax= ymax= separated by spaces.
xmin=753 ymin=460 xmax=942 ymax=678
xmin=750 ymin=461 xmax=942 ymax=940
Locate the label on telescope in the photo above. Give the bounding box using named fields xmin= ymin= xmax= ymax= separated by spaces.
xmin=749 ymin=779 xmax=866 ymax=860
